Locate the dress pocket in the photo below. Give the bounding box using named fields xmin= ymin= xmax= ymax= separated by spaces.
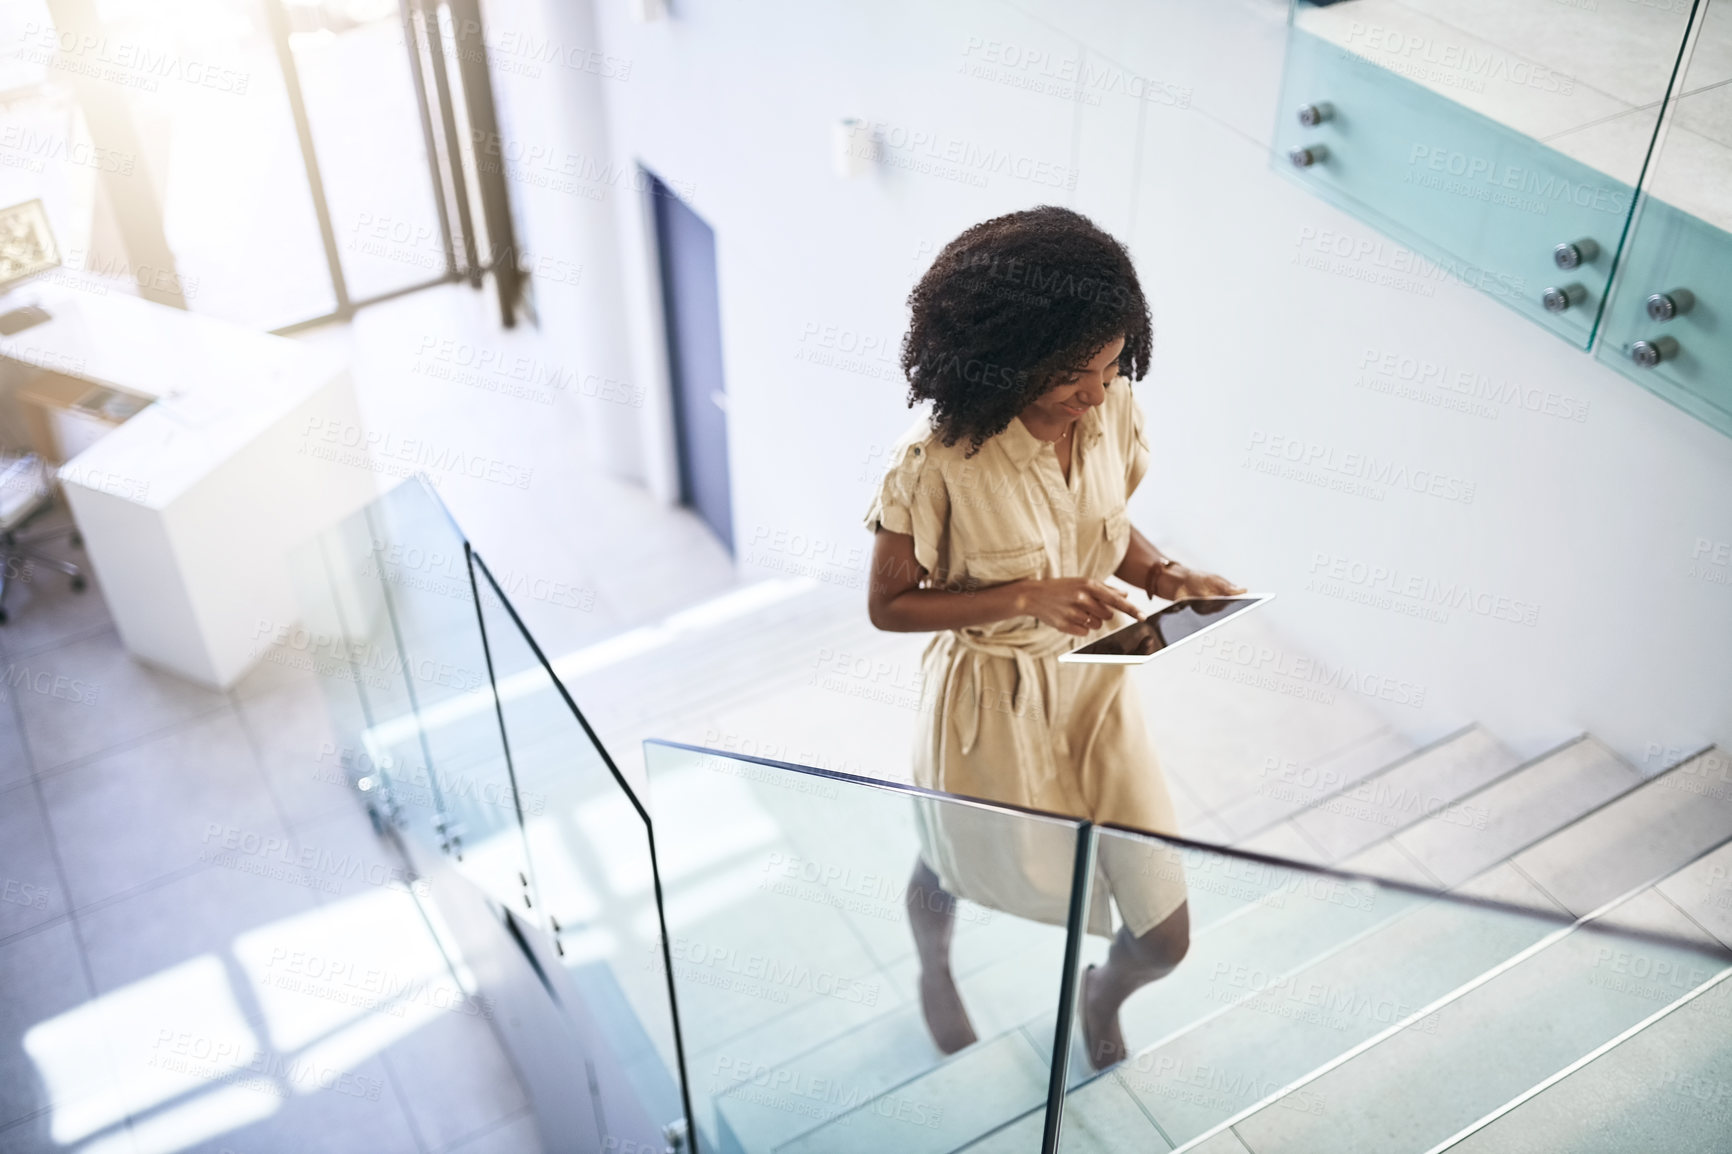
xmin=968 ymin=541 xmax=1047 ymax=584
xmin=1102 ymin=510 xmax=1131 ymax=562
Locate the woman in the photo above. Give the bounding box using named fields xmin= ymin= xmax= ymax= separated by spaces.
xmin=864 ymin=206 xmax=1243 ymax=1069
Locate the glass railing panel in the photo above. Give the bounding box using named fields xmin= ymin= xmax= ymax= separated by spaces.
xmin=468 ymin=554 xmax=689 ymax=1142
xmin=1594 ymin=0 xmax=1732 ymax=436
xmin=1441 ymin=968 xmax=1732 ymax=1153
xmin=1230 ymin=913 xmax=1730 ymax=1153
xmin=285 ymin=502 xmax=391 ymax=808
xmin=643 ymin=741 xmax=1088 ymax=1154
xmin=360 ymin=479 xmax=530 ymax=908
xmin=1276 ymin=0 xmax=1694 ymax=347
xmin=288 ymin=476 xmax=531 ymax=908
xmin=1054 ymin=827 xmax=1571 ymax=1152
xmin=288 ymin=478 xmax=447 ymax=845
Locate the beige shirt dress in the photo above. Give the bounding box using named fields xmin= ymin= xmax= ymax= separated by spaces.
xmin=865 ymin=380 xmax=1187 ymax=938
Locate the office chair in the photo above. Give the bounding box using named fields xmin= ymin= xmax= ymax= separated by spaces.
xmin=0 ymin=453 xmax=85 ymax=625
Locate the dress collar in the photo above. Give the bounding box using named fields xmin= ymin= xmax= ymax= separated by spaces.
xmin=996 ymin=401 xmax=1107 ymax=471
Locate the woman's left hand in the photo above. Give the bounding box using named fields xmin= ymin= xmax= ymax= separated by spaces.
xmin=1148 ymin=563 xmax=1246 ymax=602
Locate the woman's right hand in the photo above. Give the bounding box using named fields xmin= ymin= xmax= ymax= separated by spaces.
xmin=1012 ymin=578 xmax=1142 ymax=636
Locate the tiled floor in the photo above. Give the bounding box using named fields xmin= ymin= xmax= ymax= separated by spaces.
xmin=0 ymin=279 xmax=749 ymax=1154
xmin=0 ymin=508 xmax=543 ymax=1154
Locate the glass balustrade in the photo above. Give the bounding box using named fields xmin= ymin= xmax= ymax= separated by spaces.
xmin=641 ymin=740 xmax=1086 ymax=1154
xmin=1594 ymin=0 xmax=1732 ymax=436
xmin=1275 ymin=0 xmax=1695 ymax=348
xmin=468 ymin=554 xmax=692 ymax=1140
xmin=290 ymin=475 xmax=695 ymax=1151
xmin=288 ymin=475 xmax=505 ymax=870
xmin=294 ymin=477 xmax=1732 ymax=1153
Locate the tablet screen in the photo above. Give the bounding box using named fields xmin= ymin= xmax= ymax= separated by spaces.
xmin=1064 ymin=596 xmax=1271 ymax=661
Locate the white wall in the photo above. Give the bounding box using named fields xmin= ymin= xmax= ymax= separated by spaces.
xmin=476 ymin=0 xmax=646 ymax=483
xmin=549 ymin=0 xmax=1731 ymax=768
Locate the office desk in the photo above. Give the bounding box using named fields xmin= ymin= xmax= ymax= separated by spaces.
xmin=0 ymin=284 xmax=378 ymax=688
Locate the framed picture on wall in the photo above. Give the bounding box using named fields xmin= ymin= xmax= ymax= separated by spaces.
xmin=0 ymin=198 xmax=61 ymax=291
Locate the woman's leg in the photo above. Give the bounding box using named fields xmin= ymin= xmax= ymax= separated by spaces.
xmin=1081 ymin=901 xmax=1190 ymax=1068
xmin=906 ymin=857 xmax=977 ymax=1053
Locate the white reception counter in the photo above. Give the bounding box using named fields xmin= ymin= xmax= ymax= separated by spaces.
xmin=0 ymin=284 xmax=378 ymax=688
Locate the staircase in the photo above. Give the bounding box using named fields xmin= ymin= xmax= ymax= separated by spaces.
xmin=347 ymin=559 xmax=1732 ymax=1153
xmin=698 ymin=728 xmax=1732 ymax=1153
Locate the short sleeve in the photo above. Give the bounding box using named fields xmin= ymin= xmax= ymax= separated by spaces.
xmin=864 ymin=433 xmax=948 ymax=576
xmin=1122 ymin=383 xmax=1151 ymax=497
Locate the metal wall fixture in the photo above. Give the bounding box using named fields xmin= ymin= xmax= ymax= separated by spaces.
xmin=1552 ymin=239 xmax=1599 ymax=271
xmin=1541 ymin=284 xmax=1586 ymax=314
xmin=1289 ymin=102 xmax=1332 ymax=168
xmin=1630 ymin=336 xmax=1679 ymax=369
xmin=1644 ymin=289 xmax=1694 ymax=322
xmin=1544 ymin=240 xmax=1601 ymax=313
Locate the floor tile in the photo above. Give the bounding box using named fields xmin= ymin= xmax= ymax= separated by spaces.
xmin=12 ymin=630 xmax=228 ymax=772
xmin=439 ymin=1108 xmax=543 ymax=1154
xmin=0 ymin=783 xmax=67 ymax=941
xmin=39 ymin=708 xmax=287 ymax=910
xmin=225 ymin=636 xmax=325 ymax=705
xmin=0 ymin=698 xmax=31 ymax=792
xmin=73 ymin=862 xmax=320 ymax=1001
xmin=0 ymin=922 xmax=104 ymax=1134
xmin=234 ymin=679 xmax=371 ymax=830
xmin=281 ymin=802 xmax=427 ymax=909
xmin=144 ymin=1053 xmax=423 ymax=1154
xmin=377 ymin=1011 xmax=529 ymax=1153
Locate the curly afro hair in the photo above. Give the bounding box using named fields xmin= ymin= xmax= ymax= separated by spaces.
xmin=901 ymin=206 xmax=1152 ymax=456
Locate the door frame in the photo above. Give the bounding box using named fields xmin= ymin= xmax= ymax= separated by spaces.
xmin=644 ymin=169 xmax=734 ymax=552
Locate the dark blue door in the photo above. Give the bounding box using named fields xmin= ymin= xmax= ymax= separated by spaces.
xmin=650 ymin=173 xmax=733 ymax=552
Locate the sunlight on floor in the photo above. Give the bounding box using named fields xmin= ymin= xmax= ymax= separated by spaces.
xmin=21 ymin=885 xmax=478 ymax=1154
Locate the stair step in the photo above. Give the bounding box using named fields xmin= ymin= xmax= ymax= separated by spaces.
xmin=1223 ymin=858 xmax=1732 ymax=1154
xmin=1237 ymin=819 xmax=1327 ymax=864
xmin=1648 ymin=838 xmax=1732 ymax=949
xmin=705 ymin=922 xmax=1068 ymax=1151
xmin=1106 ymin=870 xmax=1425 ymax=1064
xmin=959 ymin=1066 xmax=1171 ymax=1153
xmin=714 ymin=759 xmax=1725 ymax=1154
xmin=771 ymin=1029 xmax=1050 ymax=1154
xmin=1210 ymin=726 xmax=1419 ymax=843
xmin=1241 ymin=727 xmax=1523 ymax=867
xmin=710 ymin=1002 xmax=948 ymax=1154
xmin=1287 ymin=727 xmax=1522 ymax=863
xmin=1100 ymin=864 xmax=1561 ymax=1147
xmin=1184 ymin=1130 xmax=1256 ymax=1154
xmin=1391 ymin=737 xmax=1642 ymax=888
xmin=783 ymin=855 xmax=1421 ymax=1153
xmin=1439 ymin=970 xmax=1732 ymax=1153
xmin=1335 ymin=839 xmax=1441 ymax=889
xmin=1506 ymin=748 xmax=1732 ymax=916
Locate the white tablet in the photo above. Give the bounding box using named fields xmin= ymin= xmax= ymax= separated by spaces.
xmin=1058 ymin=594 xmax=1275 ymax=664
